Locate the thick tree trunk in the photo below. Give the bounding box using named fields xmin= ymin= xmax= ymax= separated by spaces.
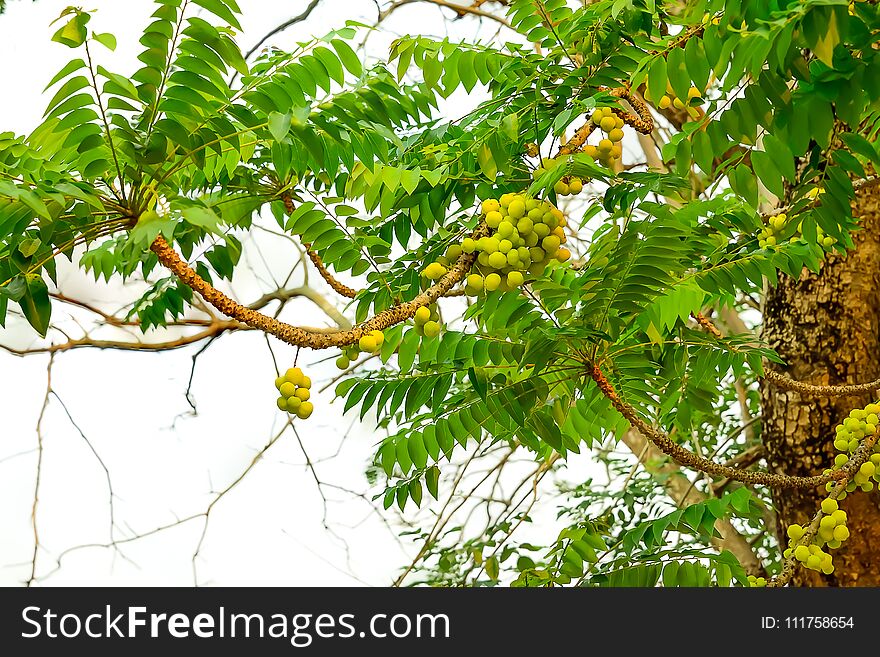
xmin=761 ymin=186 xmax=880 ymax=586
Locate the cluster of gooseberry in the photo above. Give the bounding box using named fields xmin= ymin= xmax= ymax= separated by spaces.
xmin=334 ymin=330 xmax=385 ymax=370
xmin=783 ymin=498 xmax=850 ymax=575
xmin=645 ymin=83 xmax=703 ymax=119
xmin=413 ymin=305 xmax=442 ymax=338
xmin=746 ymin=575 xmax=767 ymax=587
xmin=582 ymin=107 xmax=625 ymax=168
xmin=826 ymin=403 xmax=880 ymax=498
xmin=274 ymin=367 xmax=314 ymax=419
xmin=757 ymin=212 xmax=837 ymax=250
xmin=776 ymin=402 xmax=880 ymax=577
xmin=423 ymin=195 xmax=571 ymax=296
xmin=422 ymin=195 xmax=571 ymax=295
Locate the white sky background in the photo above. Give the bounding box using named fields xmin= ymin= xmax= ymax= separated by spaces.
xmin=0 ymin=0 xmax=612 ymax=587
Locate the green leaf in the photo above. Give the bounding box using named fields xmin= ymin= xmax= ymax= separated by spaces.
xmin=485 ymin=555 xmax=499 ymax=580
xmin=331 ymin=39 xmax=362 ymax=77
xmin=425 ymin=465 xmax=440 ymax=500
xmin=93 ymin=32 xmax=117 ymax=51
xmin=811 ymin=9 xmax=840 ymax=68
xmin=192 ymin=0 xmax=242 ymax=30
xmin=20 ymin=275 xmax=51 ymax=337
xmin=182 ymin=206 xmax=221 ymax=233
xmin=477 ymin=143 xmax=497 ymax=179
xmin=268 ymin=111 xmax=291 ymax=142
xmin=751 ymin=151 xmax=784 ymax=199
xmin=647 ymin=56 xmax=667 ymax=106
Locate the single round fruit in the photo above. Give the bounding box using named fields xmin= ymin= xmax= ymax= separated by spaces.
xmin=481 ymin=198 xmax=500 ymax=214
xmin=497 ymin=220 xmax=514 ymax=238
xmin=488 ymin=251 xmax=508 ymax=269
xmin=507 ymin=271 xmax=524 ymax=287
xmin=599 ymin=116 xmax=616 ymax=132
xmin=296 ymin=401 xmax=314 ymax=419
xmin=293 ymin=387 xmax=309 ymax=401
xmin=498 ymin=239 xmax=513 ymax=253
xmin=359 ymin=335 xmax=378 ymax=353
xmin=462 ymin=238 xmax=476 ymax=253
xmin=833 ymin=525 xmax=850 ymax=542
xmin=301 ymin=375 xmax=312 ymax=389
xmin=423 ymin=320 xmax=441 ymax=338
xmin=423 ymin=262 xmax=447 ymax=280
xmin=794 ymin=545 xmax=810 ymax=562
xmin=508 ymin=199 xmax=526 ymax=220
xmin=554 ymin=180 xmax=570 ymax=195
xmin=821 ymin=498 xmax=838 ymax=514
xmin=542 ymin=235 xmax=561 ymax=252
xmin=467 ymin=274 xmax=484 ymax=291
xmin=568 ymin=178 xmax=583 ymax=194
xmin=786 ymin=524 xmax=804 ymax=540
xmin=485 ymin=273 xmax=502 ymax=291
xmin=597 ymin=138 xmax=614 ymax=154
xmin=285 ymin=367 xmax=304 ymax=385
xmin=336 ymin=356 xmax=350 ymax=370
xmin=486 ymin=210 xmax=503 ymax=228
xmin=279 ymin=382 xmax=297 ymax=398
xmin=415 ymin=306 xmax=431 ymax=325
xmin=608 ymin=128 xmax=624 ymax=143
xmin=517 ymin=218 xmax=534 ymax=235
xmin=274 ymin=376 xmax=286 ymax=390
xmin=276 ymin=397 xmax=288 ymax=411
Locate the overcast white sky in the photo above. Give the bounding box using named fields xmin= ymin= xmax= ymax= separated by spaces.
xmin=0 ymin=0 xmax=608 ymax=587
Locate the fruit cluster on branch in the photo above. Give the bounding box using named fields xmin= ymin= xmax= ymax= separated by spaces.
xmin=274 ymin=367 xmax=314 ymax=419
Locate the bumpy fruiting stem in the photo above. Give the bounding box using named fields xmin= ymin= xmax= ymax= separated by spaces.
xmin=692 ymin=312 xmax=880 ymax=397
xmin=150 ymin=223 xmax=488 ymax=350
xmin=691 ymin=311 xmax=723 ymax=338
xmin=607 ymin=86 xmax=654 ymax=134
xmin=588 ymin=363 xmax=849 ymax=489
xmin=557 ymin=122 xmax=597 ymax=157
xmin=762 ymin=370 xmax=880 ymax=398
xmin=304 ymin=248 xmax=359 ymax=299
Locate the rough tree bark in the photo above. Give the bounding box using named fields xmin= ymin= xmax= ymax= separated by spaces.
xmin=761 ymin=185 xmax=880 ymax=586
